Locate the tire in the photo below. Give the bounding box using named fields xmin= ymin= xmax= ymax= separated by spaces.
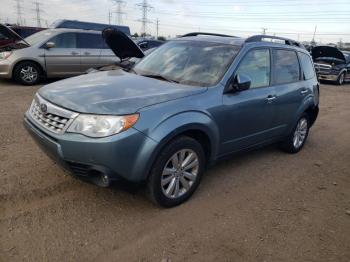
xmin=336 ymin=72 xmax=345 ymax=86
xmin=280 ymin=114 xmax=310 ymax=154
xmin=13 ymin=61 xmax=42 ymax=85
xmin=147 ymin=136 xmax=206 ymax=207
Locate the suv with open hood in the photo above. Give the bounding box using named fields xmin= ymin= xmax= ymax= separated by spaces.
xmin=312 ymin=45 xmax=350 ymax=85
xmin=24 ymin=31 xmax=319 ymax=207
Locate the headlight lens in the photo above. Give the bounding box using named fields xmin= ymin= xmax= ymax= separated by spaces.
xmin=0 ymin=51 xmax=12 ymax=60
xmin=67 ymin=114 xmax=139 ymax=138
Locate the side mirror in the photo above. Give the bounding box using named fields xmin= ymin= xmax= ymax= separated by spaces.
xmin=231 ymin=74 xmax=251 ymax=92
xmin=45 ymin=42 xmax=55 ymax=49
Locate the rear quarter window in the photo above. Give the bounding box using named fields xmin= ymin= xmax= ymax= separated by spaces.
xmin=298 ymin=52 xmax=315 ymax=80
xmin=272 ymin=49 xmax=300 ymax=85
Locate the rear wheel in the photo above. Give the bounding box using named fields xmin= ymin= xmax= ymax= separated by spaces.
xmin=13 ymin=61 xmax=42 ymax=85
xmin=147 ymin=136 xmax=206 ymax=207
xmin=337 ymin=72 xmax=345 ymax=85
xmin=280 ymin=114 xmax=310 ymax=154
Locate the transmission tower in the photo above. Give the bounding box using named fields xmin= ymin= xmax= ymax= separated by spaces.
xmin=14 ymin=0 xmax=24 ymax=25
xmin=33 ymin=1 xmax=43 ymax=27
xmin=113 ymin=0 xmax=126 ymax=25
xmin=136 ymin=0 xmax=153 ymax=36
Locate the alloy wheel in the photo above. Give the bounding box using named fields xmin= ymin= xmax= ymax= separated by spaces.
xmin=20 ymin=66 xmax=38 ymax=83
xmin=293 ymin=118 xmax=308 ymax=149
xmin=161 ymin=149 xmax=199 ymax=199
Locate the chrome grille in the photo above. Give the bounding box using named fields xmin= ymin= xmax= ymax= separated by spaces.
xmin=29 ymin=94 xmax=78 ymax=134
xmin=314 ymin=63 xmax=332 ymax=74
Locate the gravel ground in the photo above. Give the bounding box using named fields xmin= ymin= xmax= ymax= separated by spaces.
xmin=0 ymin=79 xmax=349 ymax=262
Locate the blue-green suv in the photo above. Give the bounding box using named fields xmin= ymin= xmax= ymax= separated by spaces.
xmin=24 ymin=30 xmax=319 ymax=207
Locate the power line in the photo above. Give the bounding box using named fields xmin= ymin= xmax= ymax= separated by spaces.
xmin=33 ymin=1 xmax=44 ymax=27
xmin=14 ymin=0 xmax=24 ymax=25
xmin=136 ymin=0 xmax=153 ymax=36
xmin=156 ymin=18 xmax=159 ymax=38
xmin=112 ymin=0 xmax=126 ymax=25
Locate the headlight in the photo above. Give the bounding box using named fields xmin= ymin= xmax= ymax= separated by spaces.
xmin=67 ymin=114 xmax=139 ymax=138
xmin=0 ymin=51 xmax=12 ymax=60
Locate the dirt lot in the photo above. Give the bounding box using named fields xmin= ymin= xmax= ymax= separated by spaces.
xmin=0 ymin=79 xmax=349 ymax=262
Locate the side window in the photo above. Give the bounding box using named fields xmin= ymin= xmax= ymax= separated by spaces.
xmin=236 ymin=49 xmax=270 ymax=88
xmin=48 ymin=33 xmax=77 ymax=48
xmin=272 ymin=49 xmax=300 ymax=84
xmin=77 ymin=33 xmax=104 ymax=49
xmin=298 ymin=52 xmax=315 ymax=80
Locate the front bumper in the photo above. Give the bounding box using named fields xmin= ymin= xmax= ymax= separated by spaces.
xmin=0 ymin=59 xmax=12 ymax=78
xmin=317 ymin=73 xmax=338 ymax=82
xmin=24 ymin=112 xmax=158 ymax=183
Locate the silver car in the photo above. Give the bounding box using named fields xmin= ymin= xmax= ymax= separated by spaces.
xmin=0 ymin=25 xmax=118 ymax=85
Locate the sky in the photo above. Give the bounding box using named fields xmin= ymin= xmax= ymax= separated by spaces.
xmin=1 ymin=0 xmax=350 ymax=43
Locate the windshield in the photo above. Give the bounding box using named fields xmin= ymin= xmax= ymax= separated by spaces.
xmin=24 ymin=30 xmax=54 ymax=45
xmin=134 ymin=40 xmax=239 ymax=87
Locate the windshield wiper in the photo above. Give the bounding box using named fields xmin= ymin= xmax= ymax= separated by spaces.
xmin=140 ymin=74 xmax=179 ymax=83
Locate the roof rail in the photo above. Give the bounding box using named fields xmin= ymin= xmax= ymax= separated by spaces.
xmin=181 ymin=32 xmax=236 ymax=38
xmin=245 ymin=35 xmax=305 ymax=48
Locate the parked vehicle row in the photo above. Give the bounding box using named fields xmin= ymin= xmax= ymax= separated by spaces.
xmin=312 ymin=45 xmax=350 ymax=85
xmin=23 ymin=31 xmax=319 ymax=207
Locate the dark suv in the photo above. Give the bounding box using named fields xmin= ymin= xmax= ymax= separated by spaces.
xmin=24 ymin=31 xmax=319 ymax=207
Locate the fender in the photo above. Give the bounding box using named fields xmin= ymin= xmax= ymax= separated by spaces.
xmin=287 ymin=94 xmax=317 ymax=134
xmin=136 ymin=110 xmax=220 ymax=181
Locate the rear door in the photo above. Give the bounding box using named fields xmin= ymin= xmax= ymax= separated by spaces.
xmin=44 ymin=32 xmax=81 ymax=76
xmin=77 ymin=32 xmax=105 ymax=71
xmin=271 ymin=49 xmax=305 ymax=136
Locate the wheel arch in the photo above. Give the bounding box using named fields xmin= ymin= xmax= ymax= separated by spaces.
xmin=139 ymin=112 xmax=220 ymax=181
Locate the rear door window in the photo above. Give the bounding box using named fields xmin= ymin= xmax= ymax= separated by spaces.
xmin=235 ymin=49 xmax=270 ymax=88
xmin=77 ymin=33 xmax=104 ymax=49
xmin=49 ymin=33 xmax=77 ymax=48
xmin=272 ymin=49 xmax=300 ymax=84
xmin=298 ymin=52 xmax=315 ymax=80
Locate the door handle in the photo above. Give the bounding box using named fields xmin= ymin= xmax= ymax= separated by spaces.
xmin=71 ymin=51 xmax=79 ymax=55
xmin=266 ymin=95 xmax=277 ymax=103
xmin=84 ymin=52 xmax=91 ymax=55
xmin=301 ymin=89 xmax=308 ymax=95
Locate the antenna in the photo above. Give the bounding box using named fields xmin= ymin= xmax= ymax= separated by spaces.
xmin=14 ymin=0 xmax=24 ymax=25
xmin=136 ymin=0 xmax=153 ymax=36
xmin=156 ymin=18 xmax=159 ymax=38
xmin=33 ymin=1 xmax=44 ymax=27
xmin=113 ymin=0 xmax=126 ymax=25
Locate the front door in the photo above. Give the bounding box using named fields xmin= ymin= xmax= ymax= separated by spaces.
xmin=44 ymin=32 xmax=81 ymax=77
xmin=220 ymin=48 xmax=277 ymax=154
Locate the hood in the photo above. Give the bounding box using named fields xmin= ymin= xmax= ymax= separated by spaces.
xmin=102 ymin=28 xmax=144 ymax=60
xmin=0 ymin=24 xmax=29 ymax=47
xmin=312 ymin=46 xmax=346 ymax=62
xmin=38 ymin=70 xmax=206 ymax=115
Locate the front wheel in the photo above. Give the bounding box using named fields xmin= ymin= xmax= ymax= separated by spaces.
xmin=147 ymin=136 xmax=206 ymax=207
xmin=337 ymin=72 xmax=345 ymax=85
xmin=280 ymin=114 xmax=310 ymax=154
xmin=13 ymin=61 xmax=42 ymax=85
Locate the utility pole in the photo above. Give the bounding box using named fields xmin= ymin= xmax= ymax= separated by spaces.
xmin=113 ymin=0 xmax=126 ymax=25
xmin=137 ymin=0 xmax=153 ymax=36
xmin=33 ymin=1 xmax=43 ymax=27
xmin=262 ymin=28 xmax=267 ymax=35
xmin=156 ymin=18 xmax=159 ymax=39
xmin=14 ymin=0 xmax=24 ymax=25
xmin=311 ymin=25 xmax=317 ymax=45
xmin=108 ymin=9 xmax=112 ymax=24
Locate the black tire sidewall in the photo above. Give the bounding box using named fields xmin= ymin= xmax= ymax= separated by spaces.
xmin=148 ymin=136 xmax=206 ymax=207
xmin=13 ymin=62 xmax=41 ymax=85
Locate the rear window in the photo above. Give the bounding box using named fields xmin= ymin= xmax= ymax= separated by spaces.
xmin=298 ymin=52 xmax=315 ymax=80
xmin=272 ymin=49 xmax=300 ymax=85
